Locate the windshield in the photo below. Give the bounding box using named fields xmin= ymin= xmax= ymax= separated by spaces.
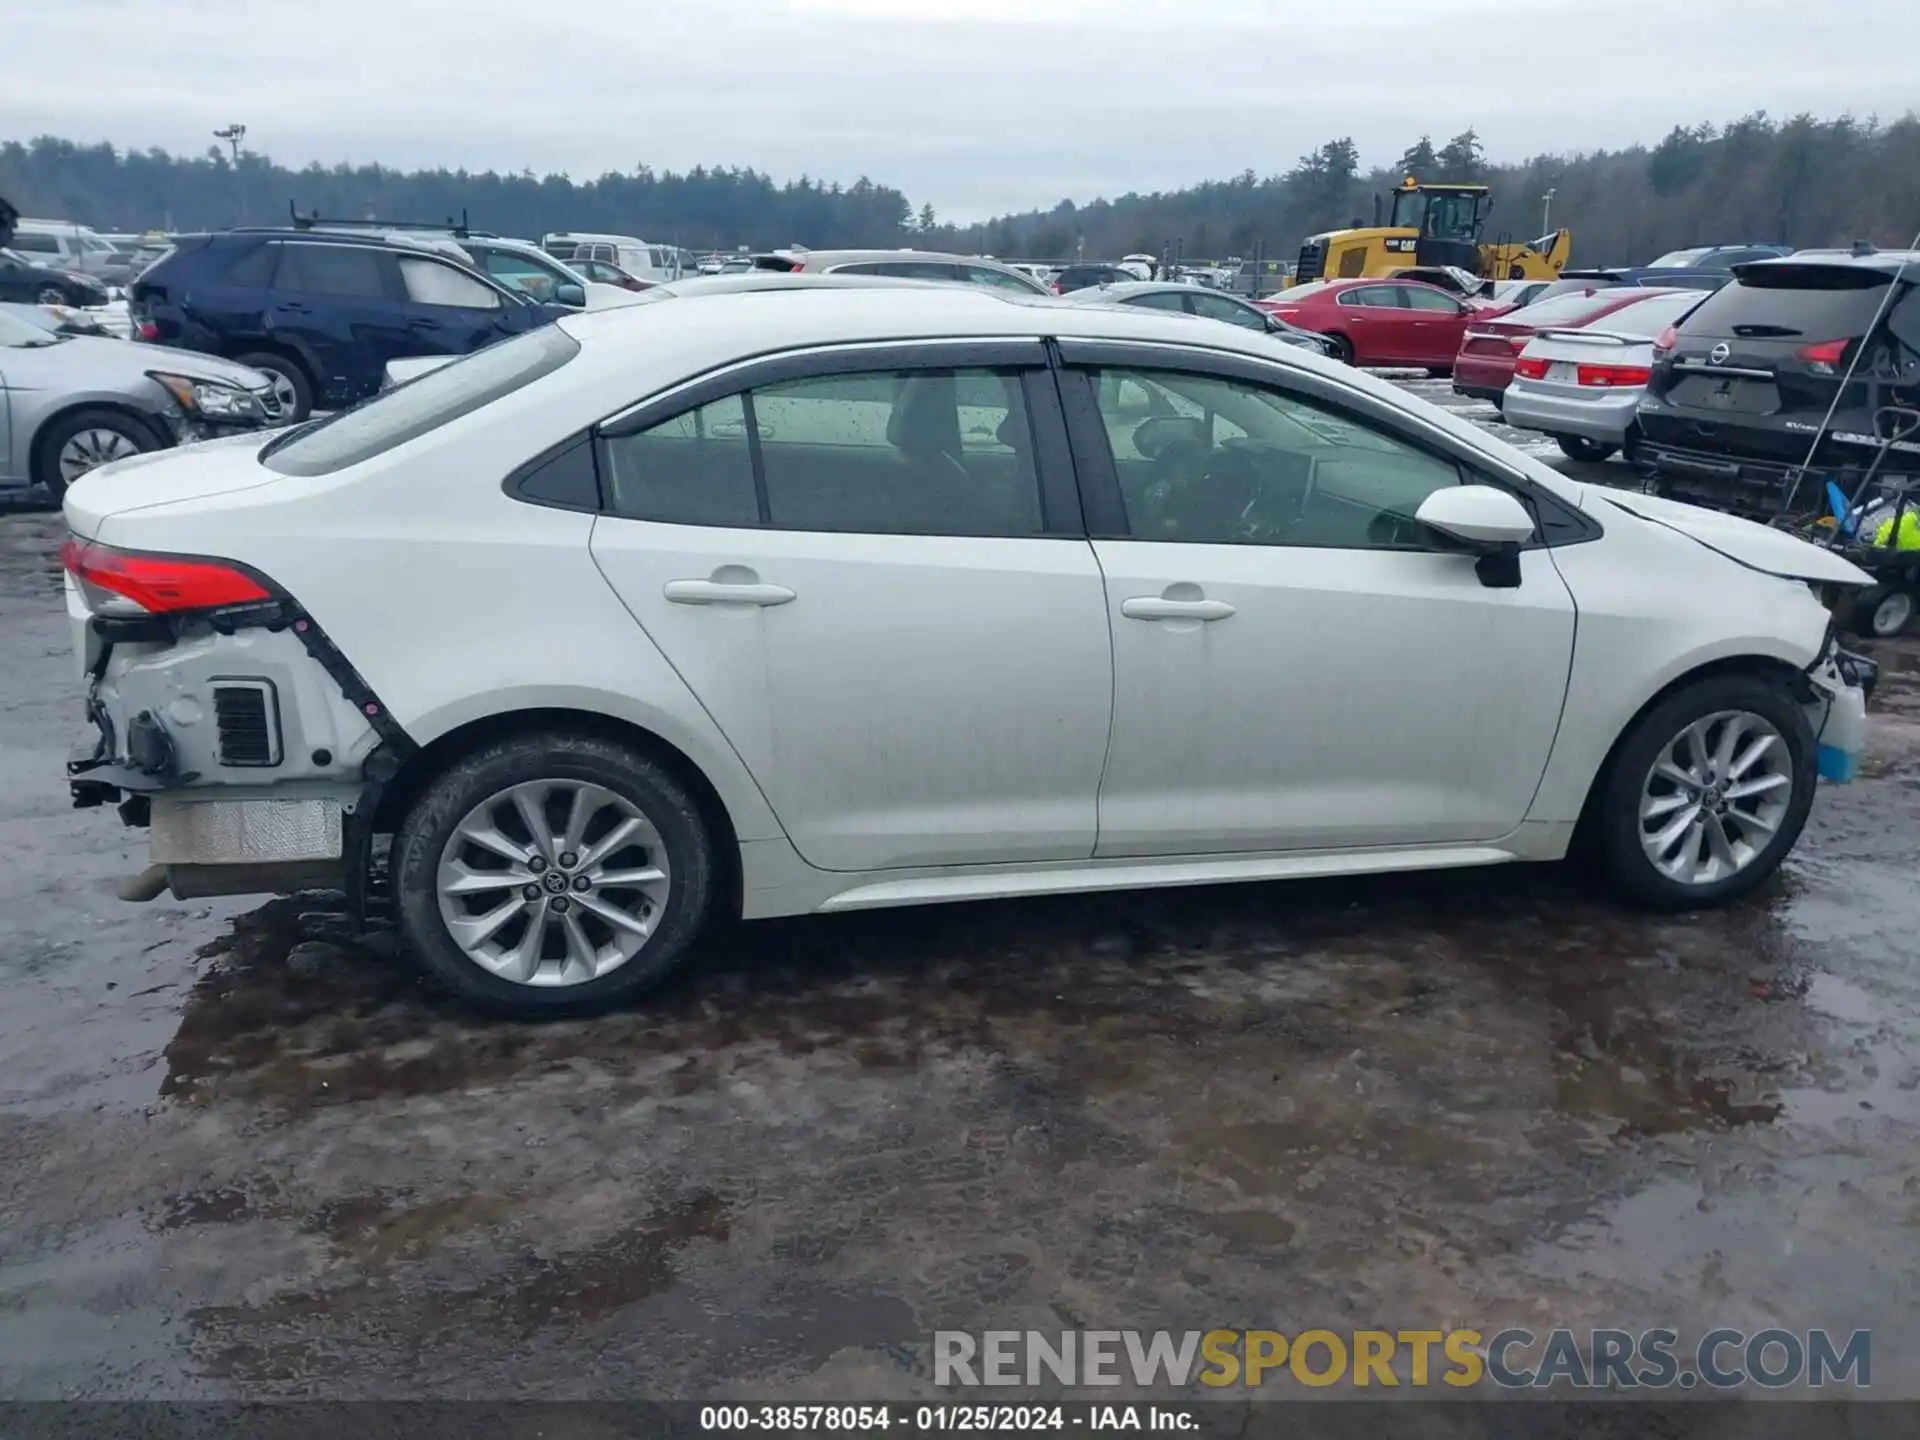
xmin=263 ymin=324 xmax=579 ymax=476
xmin=1647 ymin=248 xmax=1709 ymax=268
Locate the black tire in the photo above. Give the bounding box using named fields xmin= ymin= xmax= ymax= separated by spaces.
xmin=1425 ymin=366 xmax=1452 ymax=379
xmin=1593 ymin=674 xmax=1816 ymax=911
xmin=1850 ymin=583 xmax=1915 ymax=639
xmin=1556 ymin=434 xmax=1619 ymax=463
xmin=1324 ymin=334 xmax=1354 ymax=365
xmin=393 ymin=731 xmax=715 ymax=1017
xmin=233 ymin=350 xmax=314 ymax=422
xmin=31 ymin=406 xmax=164 ymax=502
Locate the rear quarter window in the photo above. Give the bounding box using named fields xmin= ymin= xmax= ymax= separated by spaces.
xmin=262 ymin=323 xmax=579 ymax=476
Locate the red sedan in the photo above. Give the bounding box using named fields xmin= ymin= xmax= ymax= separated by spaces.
xmin=1257 ymin=278 xmax=1495 ymax=372
xmin=1451 ymin=286 xmax=1692 ymax=403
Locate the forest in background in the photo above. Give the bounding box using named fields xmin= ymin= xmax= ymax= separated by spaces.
xmin=3 ymin=110 xmax=1916 ymax=266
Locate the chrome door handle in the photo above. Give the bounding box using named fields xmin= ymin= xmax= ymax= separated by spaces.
xmin=1121 ymin=597 xmax=1235 ymax=622
xmin=663 ymin=579 xmax=795 ymax=607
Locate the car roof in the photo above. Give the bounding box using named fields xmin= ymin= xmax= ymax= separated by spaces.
xmin=772 ymin=249 xmax=1020 ymax=267
xmin=221 ymin=227 xmax=440 ymax=251
xmin=1735 ymin=249 xmax=1920 ymax=280
xmin=650 ymin=272 xmax=953 ymax=299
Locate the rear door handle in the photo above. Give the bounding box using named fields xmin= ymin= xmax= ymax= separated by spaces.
xmin=1121 ymin=597 xmax=1235 ymax=622
xmin=663 ymin=579 xmax=796 ymax=607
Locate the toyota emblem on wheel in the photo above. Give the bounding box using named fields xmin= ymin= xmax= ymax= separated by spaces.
xmin=1710 ymin=342 xmax=1731 ymax=364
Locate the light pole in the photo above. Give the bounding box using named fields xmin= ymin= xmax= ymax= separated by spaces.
xmin=214 ymin=124 xmax=248 ymax=223
xmin=1540 ymin=186 xmax=1557 ymax=233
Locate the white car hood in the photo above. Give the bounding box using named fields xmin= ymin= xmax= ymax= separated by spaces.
xmin=1600 ymin=489 xmax=1874 ymax=585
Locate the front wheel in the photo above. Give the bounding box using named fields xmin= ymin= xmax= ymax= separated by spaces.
xmin=37 ymin=285 xmax=66 ymax=306
xmin=394 ymin=732 xmax=715 ymax=1017
xmin=1323 ymin=334 xmax=1354 ymax=365
xmin=1594 ymin=675 xmax=1815 ymax=911
xmin=1556 ymin=434 xmax=1619 ymax=463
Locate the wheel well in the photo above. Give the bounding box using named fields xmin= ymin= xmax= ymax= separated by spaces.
xmin=1571 ymin=654 xmax=1809 ymax=847
xmin=371 ymin=708 xmax=744 ymax=922
xmin=225 ymin=340 xmax=313 ymax=382
xmin=29 ymin=403 xmax=170 ymax=486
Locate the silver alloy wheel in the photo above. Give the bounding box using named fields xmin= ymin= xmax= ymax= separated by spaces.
xmin=37 ymin=286 xmax=64 ymax=305
xmin=1872 ymin=589 xmax=1914 ymax=637
xmin=1638 ymin=709 xmax=1794 ymax=886
xmin=58 ymin=427 xmax=143 ymax=483
xmin=435 ymin=779 xmax=671 ymax=987
xmin=263 ymin=371 xmax=299 ymax=418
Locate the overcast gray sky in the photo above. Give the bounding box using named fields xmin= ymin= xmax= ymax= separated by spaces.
xmin=8 ymin=0 xmax=1914 ymax=221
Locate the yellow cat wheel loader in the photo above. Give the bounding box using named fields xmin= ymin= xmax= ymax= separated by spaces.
xmin=1287 ymin=177 xmax=1571 ymax=287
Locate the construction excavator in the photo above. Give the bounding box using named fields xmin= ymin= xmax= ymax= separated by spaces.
xmin=1288 ymin=176 xmax=1571 ymax=287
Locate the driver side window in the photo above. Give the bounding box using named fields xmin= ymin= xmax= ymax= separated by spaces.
xmin=1081 ymin=367 xmax=1465 ymax=549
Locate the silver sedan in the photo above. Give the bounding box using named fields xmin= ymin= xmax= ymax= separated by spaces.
xmin=0 ymin=308 xmax=283 ymax=498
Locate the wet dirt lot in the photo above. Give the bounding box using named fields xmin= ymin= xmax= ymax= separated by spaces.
xmin=4 ymin=387 xmax=1920 ymax=1404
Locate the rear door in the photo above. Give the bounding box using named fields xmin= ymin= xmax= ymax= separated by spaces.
xmin=391 ymin=254 xmax=514 ymax=364
xmin=1396 ymin=284 xmax=1472 ymax=365
xmin=266 ymin=241 xmax=402 ymax=406
xmin=588 ymin=341 xmax=1114 ymax=873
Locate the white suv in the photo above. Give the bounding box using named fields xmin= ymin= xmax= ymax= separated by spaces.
xmin=62 ymin=288 xmax=1873 ymax=1017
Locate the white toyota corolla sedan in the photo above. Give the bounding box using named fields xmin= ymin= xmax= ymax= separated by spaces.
xmin=61 ymin=287 xmax=1875 ymax=1017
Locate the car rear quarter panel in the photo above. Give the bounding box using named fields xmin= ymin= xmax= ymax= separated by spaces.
xmin=87 ymin=369 xmax=789 ymax=846
xmin=1528 ymin=511 xmax=1831 ymax=825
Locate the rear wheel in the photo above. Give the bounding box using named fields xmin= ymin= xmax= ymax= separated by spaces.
xmin=1324 ymin=334 xmax=1354 ymax=365
xmin=1594 ymin=675 xmax=1815 ymax=911
xmin=1556 ymin=434 xmax=1619 ymax=463
xmin=233 ymin=351 xmax=313 ymax=422
xmin=1852 ymin=584 xmax=1915 ymax=638
xmin=31 ymin=407 xmax=163 ymax=502
xmin=1425 ymin=366 xmax=1452 ymax=379
xmin=394 ymin=731 xmax=715 ymax=1017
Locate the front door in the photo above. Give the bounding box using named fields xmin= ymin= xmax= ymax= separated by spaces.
xmin=1062 ymin=351 xmax=1576 ymax=857
xmin=589 ymin=346 xmax=1113 ymax=873
xmin=389 ymin=254 xmax=512 ymax=365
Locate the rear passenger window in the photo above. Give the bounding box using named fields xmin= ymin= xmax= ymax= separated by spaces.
xmin=223 ymin=243 xmax=278 ymax=288
xmin=602 ymin=368 xmax=1044 ymax=536
xmin=276 ymin=244 xmax=388 ymax=299
xmin=604 ymin=394 xmax=759 ymax=526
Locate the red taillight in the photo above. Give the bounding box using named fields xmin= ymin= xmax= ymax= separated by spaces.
xmin=1797 ymin=337 xmax=1848 ymax=375
xmin=1652 ymin=325 xmax=1678 ymax=353
xmin=1576 ymin=363 xmax=1653 ymax=388
xmin=136 ymin=320 xmax=160 ymax=342
xmin=1513 ymin=356 xmax=1551 ymax=380
xmin=60 ymin=539 xmax=273 ymax=614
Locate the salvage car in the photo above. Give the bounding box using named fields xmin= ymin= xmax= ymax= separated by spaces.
xmin=1452 ymin=287 xmax=1697 ymax=407
xmin=129 ymin=229 xmax=573 ymax=421
xmin=63 ymin=287 xmax=1872 ymax=1018
xmin=1500 ymin=289 xmax=1709 ymax=462
xmin=0 ymin=246 xmax=111 ymax=307
xmin=0 ymin=306 xmax=280 ymax=498
xmin=1057 ymin=281 xmax=1332 ymax=353
xmin=1634 ymin=248 xmax=1920 ymax=517
xmin=1258 ymin=278 xmax=1483 ymax=370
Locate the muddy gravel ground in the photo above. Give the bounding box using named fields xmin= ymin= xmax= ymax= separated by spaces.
xmin=4 ymin=384 xmax=1920 ymax=1408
